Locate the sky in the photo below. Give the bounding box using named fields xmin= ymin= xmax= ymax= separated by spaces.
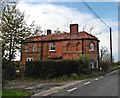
xmin=15 ymin=0 xmax=118 ymax=61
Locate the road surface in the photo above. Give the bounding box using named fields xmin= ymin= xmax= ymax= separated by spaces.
xmin=48 ymin=70 xmax=119 ymax=97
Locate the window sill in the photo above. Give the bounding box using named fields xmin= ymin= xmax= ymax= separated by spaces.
xmin=49 ymin=50 xmax=56 ymax=52
xmin=33 ymin=51 xmax=37 ymax=52
xmin=24 ymin=51 xmax=28 ymax=52
xmin=89 ymin=50 xmax=94 ymax=52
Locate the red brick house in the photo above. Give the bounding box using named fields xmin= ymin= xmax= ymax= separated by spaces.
xmin=20 ymin=24 xmax=100 ymax=69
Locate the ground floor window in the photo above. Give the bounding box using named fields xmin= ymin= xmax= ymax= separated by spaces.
xmin=96 ymin=60 xmax=99 ymax=68
xmin=90 ymin=60 xmax=95 ymax=69
xmin=26 ymin=58 xmax=33 ymax=61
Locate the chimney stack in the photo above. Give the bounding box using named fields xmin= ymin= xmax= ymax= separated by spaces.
xmin=70 ymin=24 xmax=79 ymax=35
xmin=47 ymin=29 xmax=51 ymax=35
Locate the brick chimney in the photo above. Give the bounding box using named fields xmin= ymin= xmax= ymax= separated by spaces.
xmin=47 ymin=29 xmax=51 ymax=35
xmin=70 ymin=24 xmax=79 ymax=35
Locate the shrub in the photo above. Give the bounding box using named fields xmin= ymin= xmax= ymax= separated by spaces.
xmin=99 ymin=60 xmax=110 ymax=71
xmin=79 ymin=55 xmax=91 ymax=74
xmin=25 ymin=57 xmax=93 ymax=79
xmin=116 ymin=61 xmax=120 ymax=65
xmin=2 ymin=59 xmax=18 ymax=81
xmin=25 ymin=60 xmax=82 ymax=79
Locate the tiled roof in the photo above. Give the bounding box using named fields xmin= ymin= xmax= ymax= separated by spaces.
xmin=25 ymin=31 xmax=99 ymax=43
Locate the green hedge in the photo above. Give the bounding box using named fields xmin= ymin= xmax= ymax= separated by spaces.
xmin=2 ymin=59 xmax=17 ymax=80
xmin=99 ymin=60 xmax=110 ymax=71
xmin=25 ymin=60 xmax=87 ymax=79
xmin=116 ymin=61 xmax=120 ymax=65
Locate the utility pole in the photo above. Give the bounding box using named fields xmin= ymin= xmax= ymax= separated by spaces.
xmin=110 ymin=27 xmax=112 ymax=65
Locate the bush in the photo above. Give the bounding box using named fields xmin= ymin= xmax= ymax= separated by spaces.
xmin=116 ymin=61 xmax=120 ymax=65
xmin=79 ymin=55 xmax=91 ymax=74
xmin=2 ymin=59 xmax=17 ymax=81
xmin=99 ymin=60 xmax=110 ymax=71
xmin=25 ymin=60 xmax=83 ymax=79
xmin=25 ymin=57 xmax=93 ymax=79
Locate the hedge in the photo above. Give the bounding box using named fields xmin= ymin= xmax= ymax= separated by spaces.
xmin=2 ymin=59 xmax=18 ymax=80
xmin=25 ymin=60 xmax=87 ymax=79
xmin=116 ymin=61 xmax=120 ymax=65
xmin=99 ymin=60 xmax=110 ymax=71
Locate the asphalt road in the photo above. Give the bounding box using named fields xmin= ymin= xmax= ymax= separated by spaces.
xmin=48 ymin=70 xmax=119 ymax=97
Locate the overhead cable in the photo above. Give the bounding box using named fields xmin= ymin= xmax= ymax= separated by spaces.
xmin=81 ymin=0 xmax=110 ymax=28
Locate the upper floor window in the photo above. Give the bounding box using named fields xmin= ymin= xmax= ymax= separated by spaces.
xmin=66 ymin=43 xmax=71 ymax=51
xmin=24 ymin=45 xmax=28 ymax=52
xmin=33 ymin=44 xmax=37 ymax=52
xmin=76 ymin=42 xmax=81 ymax=51
xmin=89 ymin=42 xmax=94 ymax=51
xmin=49 ymin=42 xmax=55 ymax=51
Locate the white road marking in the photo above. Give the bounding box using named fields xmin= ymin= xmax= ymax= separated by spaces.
xmin=84 ymin=82 xmax=90 ymax=85
xmin=67 ymin=87 xmax=77 ymax=92
xmin=100 ymin=76 xmax=103 ymax=78
xmin=95 ymin=78 xmax=98 ymax=80
xmin=106 ymin=70 xmax=118 ymax=76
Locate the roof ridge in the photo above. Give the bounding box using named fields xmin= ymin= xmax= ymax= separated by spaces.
xmin=24 ymin=31 xmax=99 ymax=43
xmin=79 ymin=31 xmax=97 ymax=38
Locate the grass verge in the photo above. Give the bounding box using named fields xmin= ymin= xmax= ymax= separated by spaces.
xmin=2 ymin=89 xmax=31 ymax=97
xmin=3 ymin=65 xmax=120 ymax=97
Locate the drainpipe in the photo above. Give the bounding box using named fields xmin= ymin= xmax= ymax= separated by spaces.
xmin=40 ymin=42 xmax=43 ymax=60
xmin=82 ymin=39 xmax=84 ymax=55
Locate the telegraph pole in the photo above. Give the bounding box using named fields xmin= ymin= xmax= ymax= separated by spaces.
xmin=110 ymin=27 xmax=112 ymax=65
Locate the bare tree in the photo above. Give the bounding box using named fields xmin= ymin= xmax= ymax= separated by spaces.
xmin=89 ymin=24 xmax=96 ymax=34
xmin=100 ymin=46 xmax=114 ymax=61
xmin=81 ymin=24 xmax=96 ymax=34
xmin=82 ymin=25 xmax=87 ymax=31
xmin=32 ymin=24 xmax=43 ymax=36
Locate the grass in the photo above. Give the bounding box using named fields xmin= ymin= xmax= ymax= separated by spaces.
xmin=50 ymin=64 xmax=120 ymax=82
xmin=3 ymin=65 xmax=120 ymax=97
xmin=110 ymin=65 xmax=120 ymax=71
xmin=2 ymin=89 xmax=31 ymax=97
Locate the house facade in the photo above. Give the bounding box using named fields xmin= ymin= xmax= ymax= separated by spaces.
xmin=20 ymin=24 xmax=100 ymax=69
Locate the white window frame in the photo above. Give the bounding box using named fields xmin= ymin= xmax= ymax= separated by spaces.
xmin=33 ymin=44 xmax=37 ymax=52
xmin=89 ymin=42 xmax=94 ymax=51
xmin=89 ymin=61 xmax=94 ymax=69
xmin=96 ymin=60 xmax=99 ymax=68
xmin=49 ymin=42 xmax=55 ymax=51
xmin=24 ymin=46 xmax=28 ymax=52
xmin=26 ymin=58 xmax=33 ymax=61
xmin=91 ymin=61 xmax=94 ymax=69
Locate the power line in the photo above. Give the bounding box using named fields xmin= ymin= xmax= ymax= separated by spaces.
xmin=81 ymin=0 xmax=110 ymax=28
xmin=81 ymin=0 xmax=113 ymax=64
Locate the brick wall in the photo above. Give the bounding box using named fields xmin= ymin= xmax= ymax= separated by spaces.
xmin=20 ymin=39 xmax=99 ymax=65
xmin=20 ymin=42 xmax=42 ymax=65
xmin=20 ymin=24 xmax=99 ymax=66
